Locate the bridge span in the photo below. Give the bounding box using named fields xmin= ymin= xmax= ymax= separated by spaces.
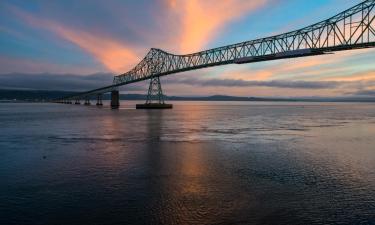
xmin=55 ymin=0 xmax=375 ymax=109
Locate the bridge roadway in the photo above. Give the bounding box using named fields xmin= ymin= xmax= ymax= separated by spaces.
xmin=56 ymin=0 xmax=375 ymax=108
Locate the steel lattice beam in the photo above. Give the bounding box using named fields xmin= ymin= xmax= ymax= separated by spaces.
xmin=57 ymin=0 xmax=375 ymax=101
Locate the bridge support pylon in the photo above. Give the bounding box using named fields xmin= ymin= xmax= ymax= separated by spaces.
xmin=136 ymin=76 xmax=172 ymax=109
xmin=111 ymin=90 xmax=120 ymax=109
xmin=84 ymin=98 xmax=91 ymax=105
xmin=96 ymin=94 xmax=103 ymax=106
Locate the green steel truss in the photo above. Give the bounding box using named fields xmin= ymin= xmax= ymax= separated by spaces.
xmin=57 ymin=0 xmax=375 ymax=102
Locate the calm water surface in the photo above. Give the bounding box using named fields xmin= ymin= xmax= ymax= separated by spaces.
xmin=0 ymin=101 xmax=375 ymax=225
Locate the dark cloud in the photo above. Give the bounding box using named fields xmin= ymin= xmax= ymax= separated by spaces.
xmin=165 ymin=77 xmax=341 ymax=89
xmin=0 ymin=73 xmax=113 ymax=91
xmin=1 ymin=72 xmax=374 ymax=97
xmin=349 ymin=89 xmax=375 ymax=96
xmin=0 ymin=73 xmax=130 ymax=91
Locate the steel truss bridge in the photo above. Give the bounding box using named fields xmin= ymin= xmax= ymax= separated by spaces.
xmin=56 ymin=0 xmax=375 ymax=108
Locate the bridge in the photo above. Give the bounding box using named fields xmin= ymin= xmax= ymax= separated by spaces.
xmin=55 ymin=0 xmax=375 ymax=109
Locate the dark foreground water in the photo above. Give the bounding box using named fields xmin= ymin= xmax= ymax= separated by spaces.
xmin=0 ymin=101 xmax=375 ymax=225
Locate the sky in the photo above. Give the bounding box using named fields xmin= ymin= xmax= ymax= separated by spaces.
xmin=0 ymin=0 xmax=375 ymax=97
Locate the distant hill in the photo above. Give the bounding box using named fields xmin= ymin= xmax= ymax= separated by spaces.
xmin=0 ymin=89 xmax=375 ymax=102
xmin=0 ymin=89 xmax=75 ymax=102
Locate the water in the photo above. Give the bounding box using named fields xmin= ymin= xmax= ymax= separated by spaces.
xmin=0 ymin=101 xmax=375 ymax=225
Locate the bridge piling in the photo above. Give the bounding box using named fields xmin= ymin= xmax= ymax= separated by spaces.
xmin=136 ymin=76 xmax=172 ymax=109
xmin=84 ymin=99 xmax=91 ymax=106
xmin=111 ymin=90 xmax=120 ymax=109
xmin=96 ymin=94 xmax=103 ymax=106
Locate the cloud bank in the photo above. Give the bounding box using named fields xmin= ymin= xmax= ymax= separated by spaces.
xmin=1 ymin=72 xmax=374 ymax=98
xmin=166 ymin=77 xmax=341 ymax=89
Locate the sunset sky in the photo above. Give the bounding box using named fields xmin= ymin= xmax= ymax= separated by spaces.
xmin=0 ymin=0 xmax=374 ymax=97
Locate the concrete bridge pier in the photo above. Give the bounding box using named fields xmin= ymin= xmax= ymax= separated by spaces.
xmin=96 ymin=94 xmax=103 ymax=106
xmin=111 ymin=90 xmax=120 ymax=109
xmin=75 ymin=99 xmax=81 ymax=105
xmin=84 ymin=98 xmax=91 ymax=106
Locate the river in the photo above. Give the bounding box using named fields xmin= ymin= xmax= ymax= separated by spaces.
xmin=0 ymin=101 xmax=374 ymax=224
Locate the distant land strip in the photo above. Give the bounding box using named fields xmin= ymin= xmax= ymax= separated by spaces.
xmin=1 ymin=89 xmax=375 ymax=102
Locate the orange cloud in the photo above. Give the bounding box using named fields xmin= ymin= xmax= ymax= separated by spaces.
xmin=168 ymin=0 xmax=269 ymax=53
xmin=166 ymin=0 xmax=177 ymax=8
xmin=12 ymin=1 xmax=269 ymax=73
xmin=222 ymin=69 xmax=274 ymax=81
xmin=273 ymin=49 xmax=375 ymax=80
xmin=322 ymin=71 xmax=375 ymax=82
xmin=12 ymin=7 xmax=140 ymax=74
xmin=51 ymin=27 xmax=139 ymax=73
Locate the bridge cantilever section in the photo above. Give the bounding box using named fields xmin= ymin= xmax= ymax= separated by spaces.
xmin=56 ymin=0 xmax=375 ymax=106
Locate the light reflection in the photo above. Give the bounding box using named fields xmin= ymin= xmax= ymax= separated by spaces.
xmin=142 ymin=108 xmax=218 ymax=224
xmin=86 ymin=109 xmax=134 ymax=171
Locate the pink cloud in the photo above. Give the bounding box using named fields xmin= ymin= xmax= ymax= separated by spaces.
xmin=11 ymin=6 xmax=141 ymax=74
xmin=165 ymin=0 xmax=269 ymax=53
xmin=52 ymin=27 xmax=140 ymax=74
xmin=322 ymin=71 xmax=375 ymax=82
xmin=10 ymin=1 xmax=269 ymax=73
